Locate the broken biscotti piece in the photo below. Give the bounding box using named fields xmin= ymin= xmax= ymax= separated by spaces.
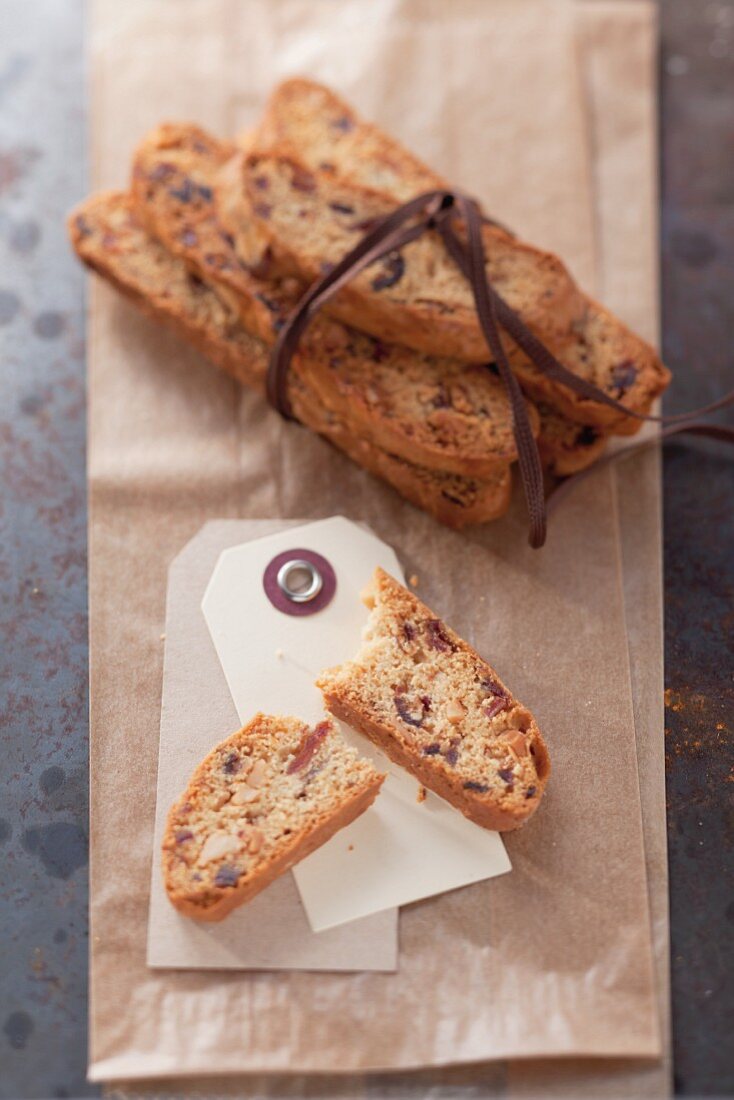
xmin=317 ymin=569 xmax=550 ymax=831
xmin=162 ymin=713 xmax=384 ymax=921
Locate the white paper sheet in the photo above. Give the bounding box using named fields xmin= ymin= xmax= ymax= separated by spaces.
xmin=202 ymin=516 xmax=511 ymax=932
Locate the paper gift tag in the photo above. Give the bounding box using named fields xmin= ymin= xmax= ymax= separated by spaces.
xmin=202 ymin=515 xmax=511 ymax=932
xmin=148 ymin=520 xmax=398 ymax=972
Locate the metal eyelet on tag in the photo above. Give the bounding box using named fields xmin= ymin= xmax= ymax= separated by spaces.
xmin=263 ymin=549 xmax=336 ymax=616
xmin=276 ymin=559 xmax=323 ymax=603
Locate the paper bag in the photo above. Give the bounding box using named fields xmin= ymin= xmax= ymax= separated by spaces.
xmin=87 ymin=0 xmax=662 ymax=1082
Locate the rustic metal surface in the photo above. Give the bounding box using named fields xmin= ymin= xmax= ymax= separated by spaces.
xmin=0 ymin=2 xmax=95 ymax=1098
xmin=661 ymin=2 xmax=734 ymax=1096
xmin=0 ymin=1 xmax=732 ymax=1097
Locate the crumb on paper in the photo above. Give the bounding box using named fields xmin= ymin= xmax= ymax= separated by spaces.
xmin=348 ymin=844 xmax=354 ymax=852
xmin=409 ymin=574 xmax=419 ymax=588
xmin=160 ymin=633 xmax=166 ymax=641
xmin=416 ymin=785 xmax=427 ymax=803
xmin=275 ymin=647 xmax=284 ymax=659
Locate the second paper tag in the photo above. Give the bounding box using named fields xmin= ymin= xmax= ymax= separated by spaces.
xmin=202 ymin=515 xmax=511 ymax=932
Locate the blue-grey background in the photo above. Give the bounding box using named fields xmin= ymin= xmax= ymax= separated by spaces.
xmin=0 ymin=1 xmax=732 ymax=1096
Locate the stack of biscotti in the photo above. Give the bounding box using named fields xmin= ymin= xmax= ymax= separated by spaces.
xmin=235 ymin=79 xmax=670 ymax=431
xmin=69 ymin=192 xmax=512 ymax=526
xmin=68 ymin=79 xmax=671 ymax=527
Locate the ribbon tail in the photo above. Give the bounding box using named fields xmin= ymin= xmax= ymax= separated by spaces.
xmin=440 ymin=204 xmax=547 ymax=548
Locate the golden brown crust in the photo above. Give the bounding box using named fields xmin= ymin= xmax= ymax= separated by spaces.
xmin=162 ymin=713 xmax=384 ymax=922
xmin=318 ymin=568 xmax=550 ymax=831
xmin=68 ymin=191 xmax=512 ymax=528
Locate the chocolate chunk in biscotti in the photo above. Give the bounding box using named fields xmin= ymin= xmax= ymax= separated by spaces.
xmin=67 ymin=191 xmax=513 ymax=529
xmin=162 ymin=713 xmax=384 ymax=921
xmin=317 ymin=568 xmax=550 ymax=831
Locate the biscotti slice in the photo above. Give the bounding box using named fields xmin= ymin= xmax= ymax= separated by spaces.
xmin=130 ymin=124 xmax=537 ymax=477
xmin=253 ymin=77 xmax=445 ymax=200
xmin=537 ymin=403 xmax=609 ymax=476
xmin=317 ymin=568 xmax=550 ymax=831
xmin=238 ymin=148 xmax=582 ymax=358
xmin=162 ymin=714 xmax=384 ymax=920
xmin=68 ymin=192 xmax=512 ymax=528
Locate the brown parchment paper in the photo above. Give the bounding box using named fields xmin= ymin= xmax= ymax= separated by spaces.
xmin=87 ymin=0 xmax=662 ymax=1082
xmin=507 ymin=4 xmax=671 ymax=1098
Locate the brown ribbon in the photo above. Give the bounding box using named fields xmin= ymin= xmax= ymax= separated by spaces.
xmin=268 ymin=189 xmax=734 ymax=547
